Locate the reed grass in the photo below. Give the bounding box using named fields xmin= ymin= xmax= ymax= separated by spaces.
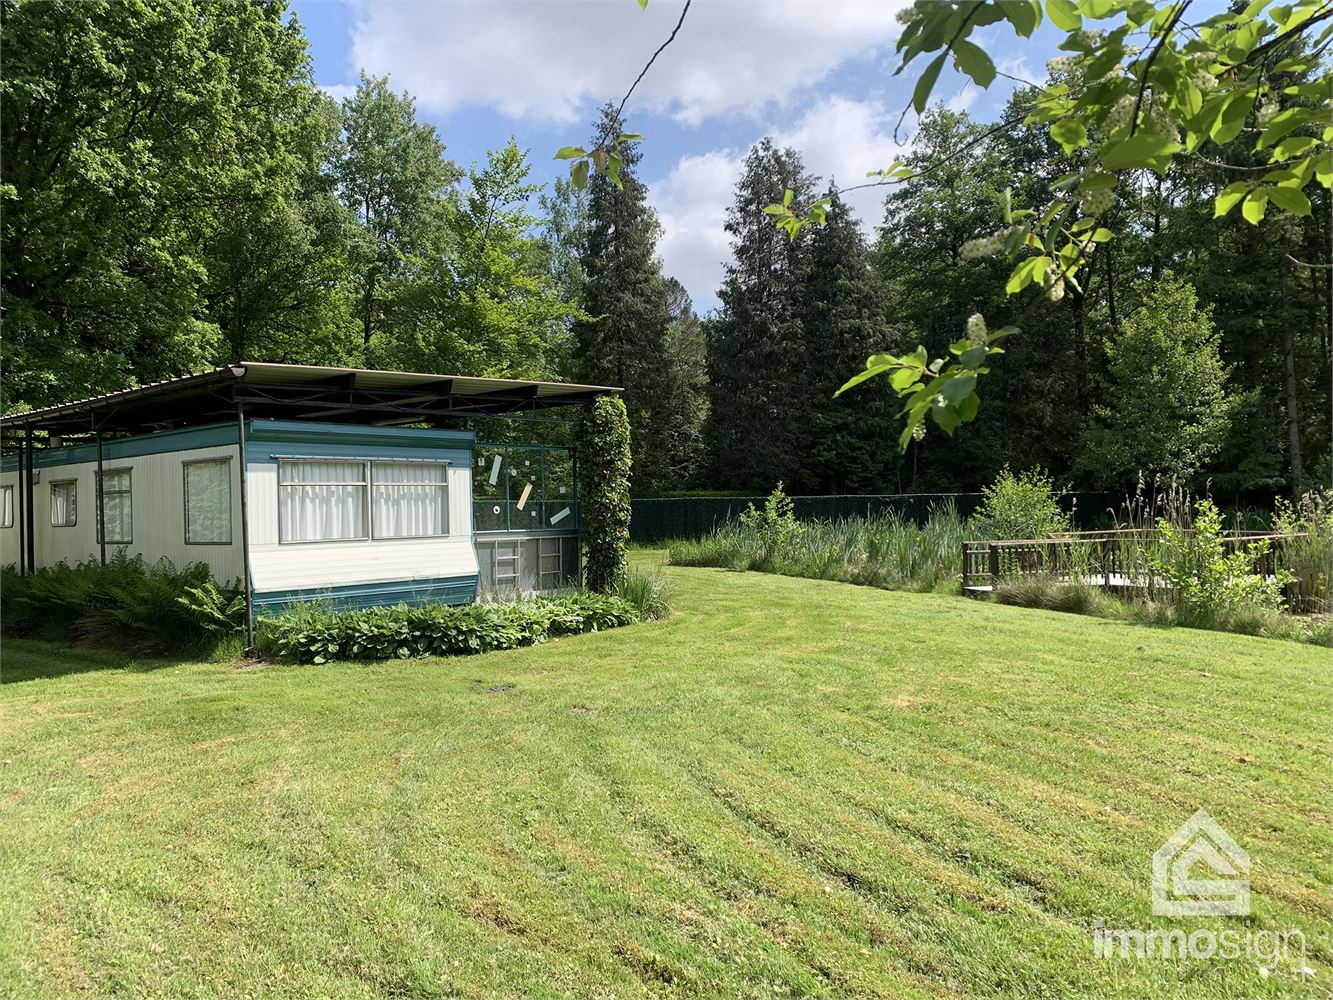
xmin=669 ymin=503 xmax=968 ymax=593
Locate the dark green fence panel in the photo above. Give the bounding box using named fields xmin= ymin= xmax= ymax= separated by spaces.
xmin=629 ymin=492 xmax=1127 ymax=543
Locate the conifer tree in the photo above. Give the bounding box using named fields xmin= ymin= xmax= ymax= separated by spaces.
xmin=796 ymin=189 xmax=900 ymax=494
xmin=704 ymin=139 xmax=815 ymax=492
xmin=571 ymin=104 xmax=675 ymax=494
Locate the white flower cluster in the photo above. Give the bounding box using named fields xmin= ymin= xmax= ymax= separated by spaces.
xmin=1045 ymin=274 xmax=1066 ymax=302
xmin=1191 ymin=69 xmax=1218 ymax=91
xmin=1075 ymin=29 xmax=1106 ymax=48
xmin=895 ymin=5 xmax=915 ymax=25
xmin=960 ymin=227 xmax=1013 ymax=259
xmin=1047 ymin=55 xmax=1079 ymax=75
xmin=1257 ymin=102 xmax=1279 ymax=126
xmin=1104 ymin=94 xmax=1137 ymax=131
xmin=966 ymin=313 xmax=987 ymax=340
xmin=1079 ymin=186 xmax=1116 ymax=216
xmin=1124 ymin=45 xmax=1141 ymax=58
xmin=1145 ymin=105 xmax=1181 ymax=144
xmin=912 ymin=422 xmax=927 ymax=443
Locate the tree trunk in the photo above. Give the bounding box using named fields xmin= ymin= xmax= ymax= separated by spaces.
xmin=1279 ymin=260 xmax=1301 ymax=496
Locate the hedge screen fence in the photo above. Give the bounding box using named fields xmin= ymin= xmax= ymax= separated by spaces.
xmin=629 ymin=492 xmax=1130 ymax=543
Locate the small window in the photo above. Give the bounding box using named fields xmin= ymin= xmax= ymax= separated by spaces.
xmin=0 ymin=485 xmax=12 ymax=529
xmin=373 ymin=462 xmax=448 ymax=538
xmin=184 ymin=459 xmax=233 ymax=544
xmin=51 ymin=480 xmax=77 ymax=527
xmin=97 ymin=469 xmax=132 ymax=544
xmin=278 ymin=460 xmax=367 ymax=543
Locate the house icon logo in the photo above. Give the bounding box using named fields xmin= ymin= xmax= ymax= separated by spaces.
xmin=1152 ymin=810 xmax=1250 ymax=917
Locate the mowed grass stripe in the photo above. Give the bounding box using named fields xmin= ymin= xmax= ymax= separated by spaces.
xmin=1 ymin=559 xmax=1329 ymax=998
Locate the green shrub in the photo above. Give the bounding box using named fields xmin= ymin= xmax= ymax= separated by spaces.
xmin=255 ymin=593 xmax=640 ymax=664
xmin=974 ymin=466 xmax=1071 ymax=540
xmin=1 ymin=552 xmax=244 ymax=656
xmin=738 ymin=483 xmax=799 ymax=562
xmin=1151 ymin=499 xmax=1294 ymax=627
xmin=614 ymin=569 xmax=672 ymax=621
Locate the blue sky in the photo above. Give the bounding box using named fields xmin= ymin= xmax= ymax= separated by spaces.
xmin=290 ymin=0 xmax=1067 ymax=311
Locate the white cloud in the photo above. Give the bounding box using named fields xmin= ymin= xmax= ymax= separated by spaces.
xmin=770 ymin=95 xmax=911 ymax=227
xmin=651 ymin=149 xmax=743 ymax=311
xmin=946 ymin=84 xmax=979 ymax=113
xmin=319 ymin=83 xmax=358 ymax=102
xmin=347 ymin=0 xmax=907 ymax=125
xmin=650 ymin=97 xmax=912 ymax=308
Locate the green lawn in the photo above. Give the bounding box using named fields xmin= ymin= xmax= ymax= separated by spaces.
xmin=2 ymin=556 xmax=1329 ymax=999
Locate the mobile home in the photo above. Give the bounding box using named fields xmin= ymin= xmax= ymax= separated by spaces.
xmin=1 ymin=363 xmax=621 ymax=636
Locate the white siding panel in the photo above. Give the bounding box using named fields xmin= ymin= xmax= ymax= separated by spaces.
xmin=0 ymin=470 xmax=19 ymax=567
xmin=1 ymin=446 xmax=243 ymax=583
xmin=247 ymin=461 xmax=478 ymax=591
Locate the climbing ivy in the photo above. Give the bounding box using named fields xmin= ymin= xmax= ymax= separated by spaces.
xmin=578 ymin=395 xmax=633 ymax=592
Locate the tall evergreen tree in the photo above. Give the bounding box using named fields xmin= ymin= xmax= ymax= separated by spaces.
xmin=662 ymin=279 xmax=709 ymax=488
xmin=796 ymin=189 xmax=900 ymax=494
xmin=571 ymin=104 xmax=675 ymax=494
xmin=705 ymin=139 xmax=815 ymax=492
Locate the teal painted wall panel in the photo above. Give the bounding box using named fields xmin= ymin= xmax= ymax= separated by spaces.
xmin=252 ymin=574 xmax=479 ymax=614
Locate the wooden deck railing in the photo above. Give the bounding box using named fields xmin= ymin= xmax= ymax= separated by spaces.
xmin=961 ymin=530 xmax=1294 ymax=595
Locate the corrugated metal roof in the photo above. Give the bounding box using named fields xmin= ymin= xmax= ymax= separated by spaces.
xmin=1 ymin=363 xmax=622 ymax=436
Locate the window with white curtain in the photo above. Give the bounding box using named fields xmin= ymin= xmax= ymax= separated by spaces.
xmin=279 ymin=460 xmax=368 ymax=542
xmin=184 ymin=459 xmax=232 ymax=544
xmin=97 ymin=469 xmax=132 ymax=544
xmin=0 ymin=485 xmax=12 ymax=528
xmin=373 ymin=462 xmax=448 ymax=538
xmin=51 ymin=480 xmax=77 ymax=527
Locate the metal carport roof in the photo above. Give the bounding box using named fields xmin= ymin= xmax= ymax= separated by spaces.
xmin=0 ymin=363 xmax=622 ymax=440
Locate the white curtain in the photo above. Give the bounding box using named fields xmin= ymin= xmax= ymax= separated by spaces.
xmin=280 ymin=461 xmax=367 ymax=541
xmin=99 ymin=470 xmax=132 ymax=543
xmin=373 ymin=462 xmax=447 ymax=538
xmin=185 ymin=460 xmax=232 ymax=543
xmin=51 ymin=482 xmax=76 ymax=526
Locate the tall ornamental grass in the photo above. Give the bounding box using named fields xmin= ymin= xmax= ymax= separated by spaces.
xmin=669 ymin=502 xmax=968 ymax=593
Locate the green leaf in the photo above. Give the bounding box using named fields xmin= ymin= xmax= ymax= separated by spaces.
xmin=913 ymin=53 xmax=947 ymax=114
xmin=960 ymin=346 xmax=989 ymax=368
xmin=636 ymin=0 xmax=648 ymax=10
xmin=1099 ymin=133 xmax=1183 ymax=174
xmin=554 ymin=146 xmax=587 ymax=160
xmin=890 ymin=367 xmax=921 ymax=391
xmin=1050 ymin=117 xmax=1088 ymax=153
xmin=1005 ymin=255 xmax=1052 ymax=293
xmin=616 ymin=132 xmax=644 ymax=142
xmin=930 ymin=398 xmax=962 ymax=433
xmin=1000 ymin=0 xmax=1041 ymax=37
xmin=956 ymin=391 xmax=981 ymax=422
xmin=1241 ymin=193 xmax=1267 ymax=224
xmin=571 ymin=159 xmax=590 ymax=189
xmin=1213 ymin=182 xmax=1250 ymax=217
xmin=1264 ymin=185 xmax=1311 ymax=215
xmin=835 ymin=363 xmax=895 ymax=397
xmin=941 ymin=373 xmax=977 ymax=403
xmin=953 ymin=39 xmax=996 ymax=88
xmin=1046 ymin=0 xmax=1082 ymax=31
